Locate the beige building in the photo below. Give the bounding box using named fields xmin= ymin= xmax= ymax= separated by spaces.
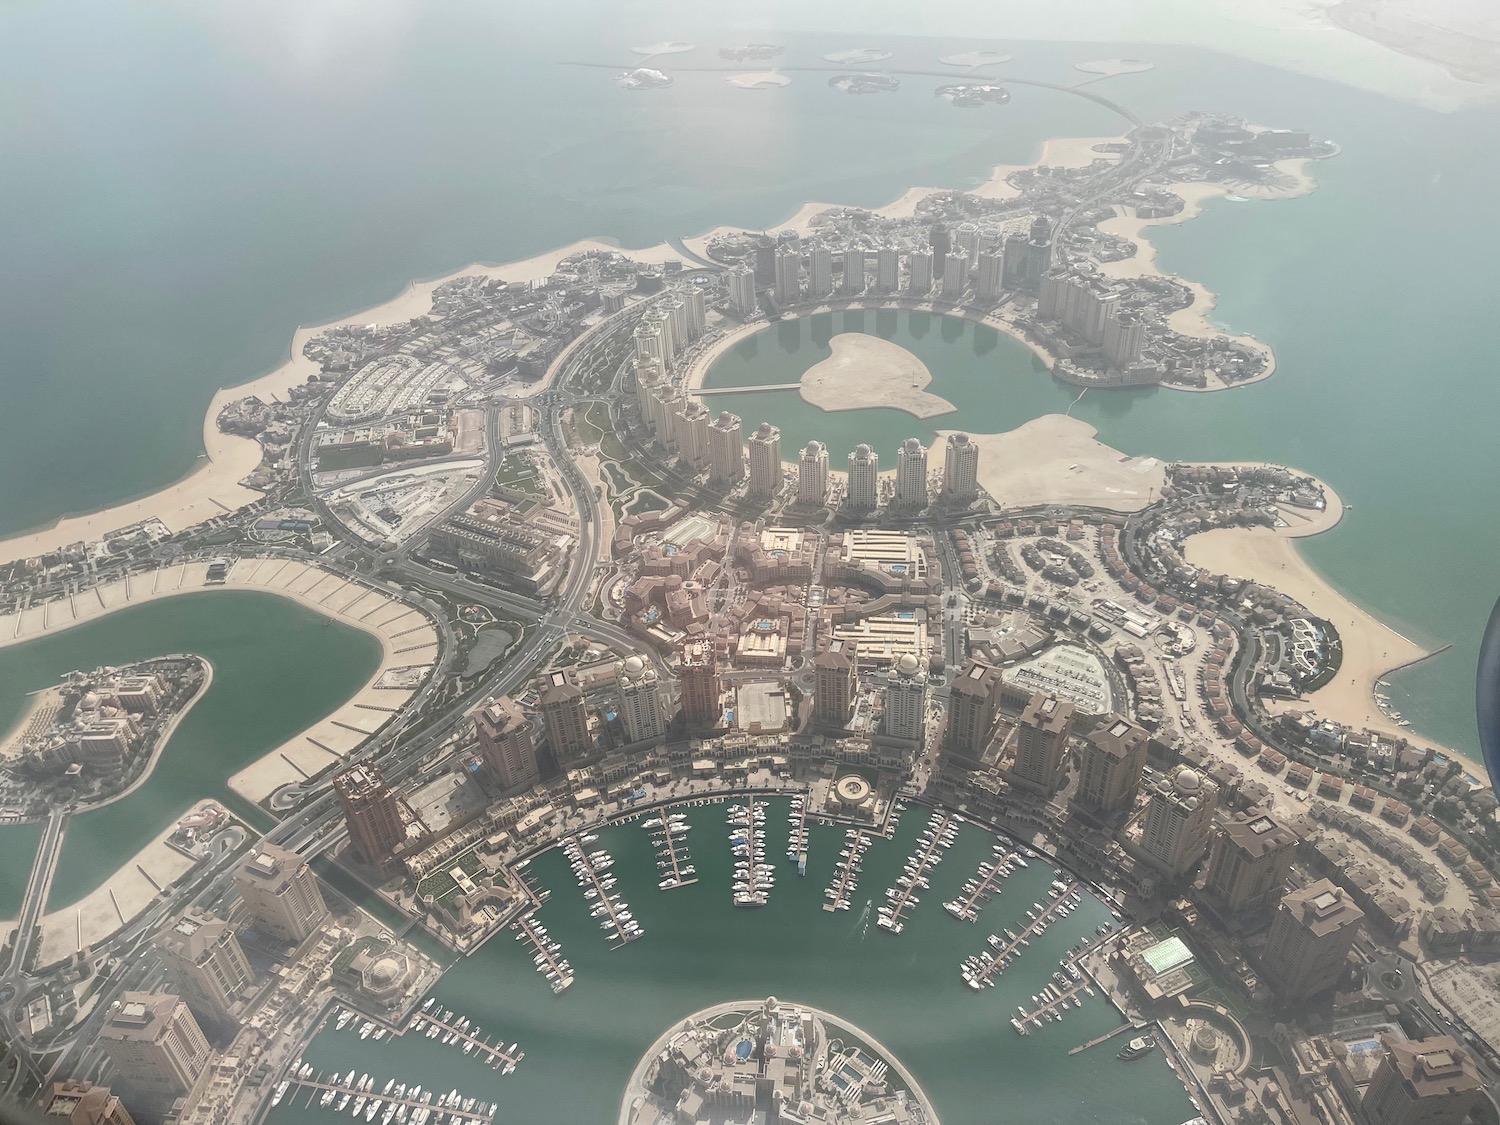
xmin=813 ymin=639 xmax=858 ymax=730
xmin=42 ymin=1080 xmax=136 ymax=1125
xmin=679 ymin=637 xmax=722 ymax=729
xmin=894 ymin=437 xmax=927 ymax=509
xmin=880 ymin=652 xmax=927 ymax=745
xmin=1074 ymin=714 xmax=1149 ymax=816
xmin=707 ymin=410 xmax=745 ymax=484
xmin=942 ymin=432 xmax=979 ymax=503
xmin=615 ymin=655 xmax=667 ymax=744
xmin=233 ymin=842 xmax=327 ymax=946
xmin=1139 ymin=765 xmax=1219 ymax=878
xmin=1010 ymin=692 xmax=1074 ymax=793
xmin=99 ymin=993 xmax=211 ymax=1116
xmin=797 ymin=441 xmax=829 ymax=506
xmin=474 ymin=695 xmax=540 ymax=791
xmin=1202 ymin=809 xmax=1299 ymax=916
xmin=539 ymin=671 xmax=591 ymax=762
xmin=153 ymin=911 xmax=253 ymax=1027
xmin=944 ymin=660 xmax=999 ymax=768
xmin=333 ymin=763 xmax=409 ymax=873
xmin=1361 ymin=1036 xmax=1483 ymax=1125
xmin=1262 ymin=879 xmax=1364 ymax=998
xmin=845 ymin=443 xmax=879 ymax=512
xmin=748 ymin=422 xmax=782 ymax=499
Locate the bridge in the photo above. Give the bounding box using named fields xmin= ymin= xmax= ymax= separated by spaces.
xmin=691 ymin=383 xmax=801 ymax=396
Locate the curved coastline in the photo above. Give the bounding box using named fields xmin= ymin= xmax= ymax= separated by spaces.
xmin=0 ymin=558 xmax=442 ymax=803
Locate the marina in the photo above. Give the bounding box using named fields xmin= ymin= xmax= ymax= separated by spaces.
xmin=958 ymin=879 xmax=1083 ymax=990
xmin=275 ymin=1066 xmax=496 ymax=1125
xmin=727 ymin=798 xmax=773 ymax=907
xmin=406 ymin=998 xmax=524 ymax=1074
xmin=507 ymin=911 xmax=574 ymax=993
xmin=876 ymin=811 xmax=957 ymax=935
xmin=942 ymin=841 xmax=1021 ymax=923
xmin=642 ymin=810 xmax=697 ymax=890
xmin=1011 ymin=965 xmax=1095 ymax=1036
xmin=563 ymin=835 xmax=643 ymax=947
xmin=786 ymin=793 xmax=810 ymax=876
xmin=822 ymin=828 xmax=872 ymax=912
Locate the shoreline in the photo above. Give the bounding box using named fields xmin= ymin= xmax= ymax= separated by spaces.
xmin=0 ymin=558 xmax=441 ymax=804
xmin=1179 ymin=476 xmax=1447 ymax=752
xmin=0 ymin=237 xmax=680 ymax=569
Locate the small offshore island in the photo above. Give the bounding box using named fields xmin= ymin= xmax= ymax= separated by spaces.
xmin=1 ymin=61 xmax=1498 ymax=1125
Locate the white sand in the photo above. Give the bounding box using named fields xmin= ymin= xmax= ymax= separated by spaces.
xmin=1181 ymin=480 xmax=1440 ymax=746
xmin=0 ymin=238 xmax=680 ymax=569
xmin=800 ymin=333 xmax=955 ymax=419
xmin=0 ymin=558 xmax=440 ymax=802
xmin=941 ymin=414 xmax=1165 ymax=511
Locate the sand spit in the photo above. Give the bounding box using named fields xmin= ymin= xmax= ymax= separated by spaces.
xmin=800 ymin=334 xmax=955 ymax=419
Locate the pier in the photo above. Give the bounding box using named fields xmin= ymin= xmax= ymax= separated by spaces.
xmin=279 ymin=1072 xmax=495 ymax=1125
xmin=727 ymin=798 xmax=773 ymax=907
xmin=942 ymin=843 xmax=1017 ymax=923
xmin=877 ymin=812 xmax=958 ymax=934
xmin=508 ymin=911 xmax=573 ymax=993
xmin=822 ymin=829 xmax=871 ymax=913
xmin=1068 ymin=1020 xmax=1140 ymax=1056
xmin=564 ymin=836 xmax=643 ymax=947
xmin=960 ymin=880 xmax=1083 ymax=989
xmin=643 ymin=811 xmax=697 ymax=890
xmin=786 ymin=796 xmax=810 ymax=875
xmin=407 ymin=1003 xmax=524 ymax=1072
xmin=1012 ymin=969 xmax=1095 ymax=1035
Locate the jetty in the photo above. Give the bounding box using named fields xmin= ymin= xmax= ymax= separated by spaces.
xmin=877 ymin=811 xmax=958 ymax=934
xmin=1012 ymin=968 xmax=1095 ymax=1035
xmin=728 ymin=798 xmax=773 ymax=906
xmin=407 ymin=1002 xmax=524 ymax=1073
xmin=644 ymin=811 xmax=697 ymax=890
xmin=942 ymin=842 xmax=1017 ymax=923
xmin=823 ymin=829 xmax=871 ymax=913
xmin=786 ymin=794 xmax=810 ymax=875
xmin=1069 ymin=1021 xmax=1140 ymax=1056
xmin=280 ymin=1070 xmax=495 ymax=1125
xmin=508 ymin=911 xmax=573 ymax=993
xmin=959 ymin=880 xmax=1083 ymax=990
xmin=564 ymin=835 xmax=643 ymax=947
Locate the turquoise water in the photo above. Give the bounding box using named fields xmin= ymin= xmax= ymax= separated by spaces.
xmin=0 ymin=593 xmax=380 ymax=912
xmin=1 ymin=8 xmax=1492 ymax=762
xmin=274 ymin=802 xmax=1194 ymax=1125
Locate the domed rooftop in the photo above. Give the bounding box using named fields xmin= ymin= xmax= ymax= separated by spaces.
xmin=368 ymin=955 xmax=402 ymax=987
xmin=951 ymin=432 xmax=971 ymax=444
xmin=805 ymin=441 xmax=824 ymax=454
xmin=855 ymin=443 xmax=872 ymax=457
xmin=1174 ymin=767 xmax=1203 ymax=793
xmin=902 ymin=437 xmax=922 ymax=451
xmin=896 ymin=653 xmax=920 ymax=675
xmin=623 ymin=654 xmax=646 ymax=674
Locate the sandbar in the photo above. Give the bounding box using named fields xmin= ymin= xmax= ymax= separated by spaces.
xmin=0 ymin=557 xmax=441 ymax=804
xmin=800 ymin=333 xmax=955 ymax=419
xmin=0 ymin=238 xmax=681 ymax=570
xmin=940 ymin=414 xmax=1165 ymax=512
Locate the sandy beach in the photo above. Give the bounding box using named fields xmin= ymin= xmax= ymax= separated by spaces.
xmin=0 ymin=557 xmax=441 ymax=803
xmin=940 ymin=414 xmax=1165 ymax=512
xmin=0 ymin=237 xmax=679 ymax=570
xmin=1182 ymin=490 xmax=1437 ymax=745
xmin=1095 ymin=162 xmax=1316 ymax=391
xmin=800 ymin=333 xmax=955 ymax=419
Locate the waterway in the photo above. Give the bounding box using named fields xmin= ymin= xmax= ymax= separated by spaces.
xmin=276 ymin=801 xmax=1195 ymax=1125
xmin=0 ymin=593 xmax=380 ymax=915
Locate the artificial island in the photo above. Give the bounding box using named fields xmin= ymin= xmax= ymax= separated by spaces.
xmin=0 ymin=48 xmax=1497 ymax=1125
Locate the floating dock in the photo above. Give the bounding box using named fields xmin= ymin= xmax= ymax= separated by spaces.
xmin=279 ymin=1071 xmax=495 ymax=1125
xmin=1012 ymin=967 xmax=1095 ymax=1035
xmin=643 ymin=811 xmax=697 ymax=890
xmin=509 ymin=911 xmax=573 ymax=993
xmin=823 ymin=829 xmax=870 ymax=913
xmin=877 ymin=811 xmax=958 ymax=934
xmin=407 ymin=1002 xmax=523 ymax=1073
xmin=728 ymin=798 xmax=772 ymax=907
xmin=564 ymin=836 xmax=643 ymax=947
xmin=960 ymin=880 xmax=1082 ymax=989
xmin=942 ymin=842 xmax=1017 ymax=923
